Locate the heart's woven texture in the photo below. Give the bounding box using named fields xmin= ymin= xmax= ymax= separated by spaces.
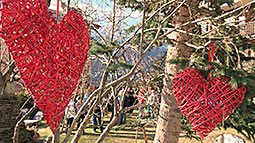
xmin=171 ymin=68 xmax=246 ymax=139
xmin=0 ymin=0 xmax=89 ymax=133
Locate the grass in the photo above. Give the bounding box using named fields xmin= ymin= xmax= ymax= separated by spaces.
xmin=36 ymin=111 xmax=251 ymax=143
xmin=38 ymin=111 xmax=156 ymax=143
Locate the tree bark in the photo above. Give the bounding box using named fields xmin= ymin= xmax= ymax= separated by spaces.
xmin=79 ymin=58 xmax=92 ymax=94
xmin=13 ymin=104 xmax=36 ymax=143
xmin=96 ymin=116 xmax=119 ymax=143
xmin=53 ymin=129 xmax=60 ymax=143
xmin=154 ymin=1 xmax=197 ymax=143
xmin=45 ymin=0 xmax=51 ymax=7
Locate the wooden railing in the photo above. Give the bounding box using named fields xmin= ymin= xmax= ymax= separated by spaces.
xmin=242 ymin=21 xmax=255 ymax=36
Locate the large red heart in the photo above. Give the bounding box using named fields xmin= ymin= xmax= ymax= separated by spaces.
xmin=0 ymin=0 xmax=89 ymax=133
xmin=171 ymin=68 xmax=246 ymax=139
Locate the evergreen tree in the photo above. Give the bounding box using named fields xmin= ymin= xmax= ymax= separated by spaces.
xmin=116 ymin=0 xmax=255 ymax=142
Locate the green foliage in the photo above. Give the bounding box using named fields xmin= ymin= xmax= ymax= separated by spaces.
xmin=89 ymin=40 xmax=134 ymax=73
xmin=166 ymin=15 xmax=255 ymax=141
xmin=103 ymin=62 xmax=133 ymax=73
xmin=181 ymin=116 xmax=202 ymax=141
xmin=89 ymin=41 xmax=118 ymax=56
xmin=224 ymin=97 xmax=255 ymax=141
xmin=125 ymin=25 xmax=136 ymax=34
xmin=112 ymin=120 xmax=148 ymax=131
xmin=168 ymin=58 xmax=190 ymax=70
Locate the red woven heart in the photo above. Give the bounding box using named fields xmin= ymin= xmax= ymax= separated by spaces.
xmin=171 ymin=68 xmax=245 ymax=139
xmin=0 ymin=0 xmax=89 ymax=133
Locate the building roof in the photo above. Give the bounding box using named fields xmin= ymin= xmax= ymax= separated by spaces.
xmin=221 ymin=0 xmax=254 ymax=11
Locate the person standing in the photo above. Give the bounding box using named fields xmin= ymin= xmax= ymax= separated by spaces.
xmin=92 ymin=105 xmax=103 ymax=133
xmin=127 ymin=88 xmax=135 ymax=114
xmin=90 ymin=96 xmax=103 ymax=133
xmin=75 ymin=96 xmax=85 ymax=130
xmin=146 ymin=87 xmax=152 ymax=118
xmin=157 ymin=87 xmax=162 ymax=105
xmin=138 ymin=88 xmax=146 ymax=119
xmin=66 ymin=98 xmax=76 ymax=129
xmin=118 ymin=89 xmax=127 ymax=125
xmin=148 ymin=90 xmax=157 ymax=119
xmin=83 ymin=89 xmax=90 ymax=102
xmin=109 ymin=96 xmax=114 ymax=122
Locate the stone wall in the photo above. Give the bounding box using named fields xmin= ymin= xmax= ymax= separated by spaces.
xmin=0 ymin=94 xmax=32 ymax=143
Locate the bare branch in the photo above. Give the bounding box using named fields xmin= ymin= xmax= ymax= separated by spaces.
xmin=120 ymin=0 xmax=175 ymax=48
xmin=111 ymin=0 xmax=116 ymax=41
xmin=91 ymin=25 xmax=107 ymax=44
xmin=140 ymin=0 xmax=146 ymax=57
xmin=161 ymin=0 xmax=186 ymax=24
xmin=12 ymin=104 xmax=36 ymax=143
xmin=15 ymin=96 xmax=33 ymax=120
xmin=215 ymin=0 xmax=255 ymax=20
xmin=229 ymin=40 xmax=242 ymax=69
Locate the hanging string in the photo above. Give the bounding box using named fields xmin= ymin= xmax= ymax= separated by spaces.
xmin=207 ymin=42 xmax=215 ymax=80
xmin=56 ymin=0 xmax=60 ymax=21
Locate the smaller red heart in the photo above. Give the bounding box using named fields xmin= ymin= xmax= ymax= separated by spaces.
xmin=171 ymin=68 xmax=246 ymax=139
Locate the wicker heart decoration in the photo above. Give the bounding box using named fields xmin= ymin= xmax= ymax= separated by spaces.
xmin=171 ymin=68 xmax=245 ymax=139
xmin=0 ymin=0 xmax=89 ymax=133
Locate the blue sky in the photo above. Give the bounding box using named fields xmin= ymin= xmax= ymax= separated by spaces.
xmin=50 ymin=0 xmax=142 ymax=26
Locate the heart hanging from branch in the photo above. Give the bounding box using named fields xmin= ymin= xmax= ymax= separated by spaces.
xmin=0 ymin=0 xmax=90 ymax=133
xmin=171 ymin=68 xmax=245 ymax=139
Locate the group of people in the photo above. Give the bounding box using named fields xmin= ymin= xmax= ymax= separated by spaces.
xmin=137 ymin=87 xmax=161 ymax=120
xmin=65 ymin=89 xmax=103 ymax=133
xmin=65 ymin=86 xmax=161 ymax=133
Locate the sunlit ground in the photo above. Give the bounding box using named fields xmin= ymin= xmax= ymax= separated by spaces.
xmin=36 ymin=110 xmax=250 ymax=143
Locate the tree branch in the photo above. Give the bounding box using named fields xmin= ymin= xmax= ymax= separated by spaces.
xmin=111 ymin=0 xmax=116 ymax=41
xmin=139 ymin=0 xmax=146 ymax=57
xmin=16 ymin=96 xmax=33 ymax=120
xmin=12 ymin=103 xmax=36 ymax=143
xmin=161 ymin=0 xmax=186 ymax=24
xmin=119 ymin=0 xmax=175 ymax=48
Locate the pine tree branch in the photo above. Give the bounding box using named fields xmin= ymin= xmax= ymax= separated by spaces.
xmin=229 ymin=40 xmax=242 ymax=69
xmin=161 ymin=0 xmax=186 ymax=24
xmin=91 ymin=25 xmax=107 ymax=44
xmin=63 ymin=22 xmax=162 ymax=143
xmin=219 ymin=44 xmax=236 ymax=67
xmin=120 ymin=0 xmax=175 ymax=48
